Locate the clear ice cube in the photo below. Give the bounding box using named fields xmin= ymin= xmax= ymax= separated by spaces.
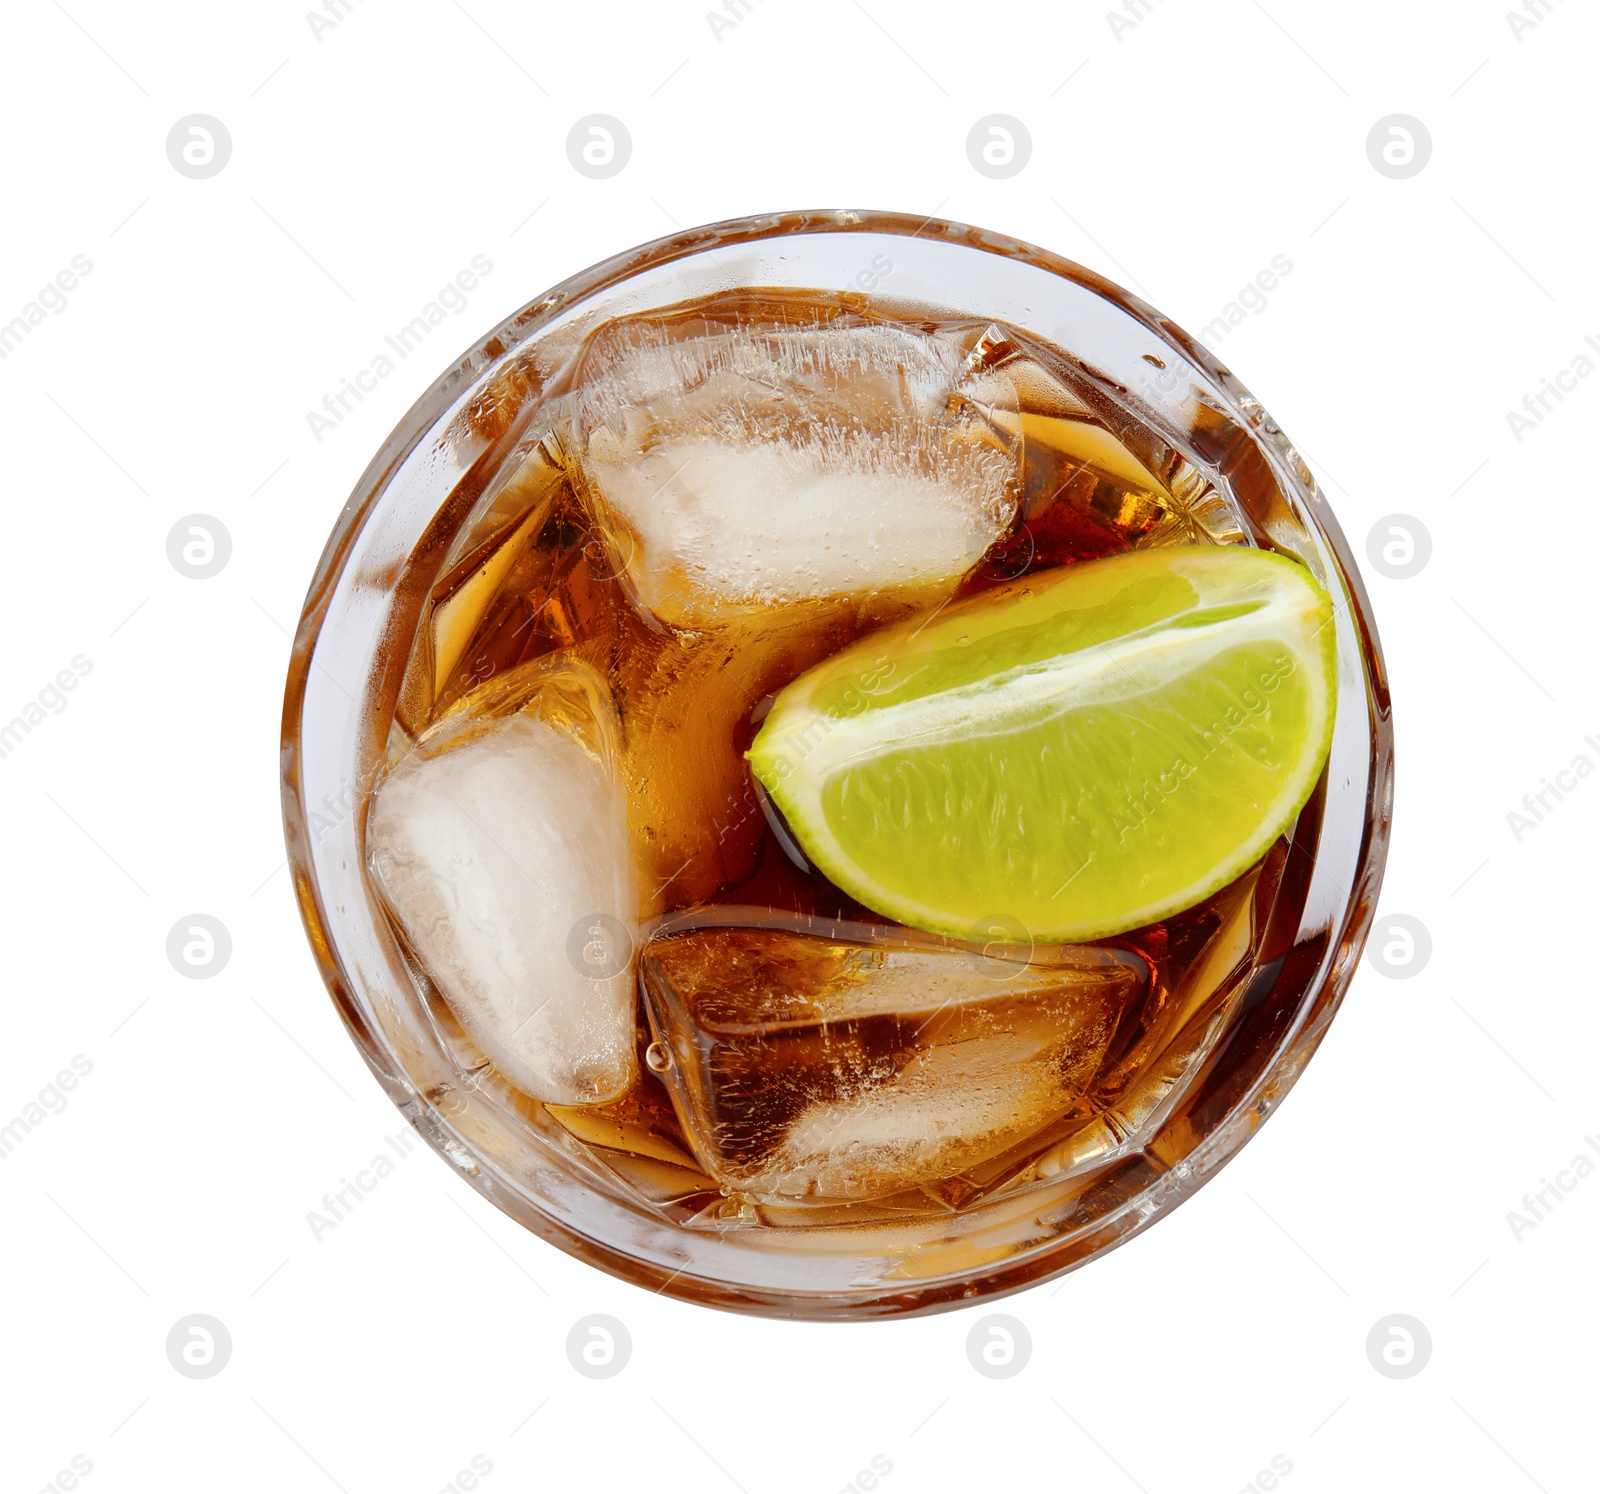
xmin=640 ymin=915 xmax=1145 ymax=1200
xmin=427 ymin=440 xmax=566 ymax=701
xmin=368 ymin=657 xmax=638 ymax=1105
xmin=955 ymin=325 xmax=1247 ymax=572
xmin=571 ymin=319 xmax=1021 ymax=627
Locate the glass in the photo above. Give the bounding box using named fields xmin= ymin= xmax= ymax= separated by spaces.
xmin=280 ymin=210 xmax=1391 ymax=1318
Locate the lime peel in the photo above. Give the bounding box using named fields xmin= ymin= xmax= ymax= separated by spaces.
xmin=747 ymin=546 xmax=1337 ymax=944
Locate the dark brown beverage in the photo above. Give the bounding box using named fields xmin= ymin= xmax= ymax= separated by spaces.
xmin=365 ymin=286 xmax=1316 ymax=1231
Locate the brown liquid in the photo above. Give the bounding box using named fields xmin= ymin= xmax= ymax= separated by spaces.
xmin=382 ymin=292 xmax=1306 ymax=1227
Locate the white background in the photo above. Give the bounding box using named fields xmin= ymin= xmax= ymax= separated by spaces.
xmin=1 ymin=1 xmax=1594 ymax=1489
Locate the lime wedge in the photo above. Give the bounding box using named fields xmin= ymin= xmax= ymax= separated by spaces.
xmin=747 ymin=546 xmax=1337 ymax=943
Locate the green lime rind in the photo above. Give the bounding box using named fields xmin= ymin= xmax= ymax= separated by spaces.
xmin=747 ymin=545 xmax=1338 ymax=944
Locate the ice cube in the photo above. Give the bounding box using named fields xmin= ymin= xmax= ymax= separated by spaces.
xmin=393 ymin=438 xmax=568 ymax=738
xmin=571 ymin=319 xmax=1021 ymax=627
xmin=640 ymin=915 xmax=1145 ymax=1200
xmin=956 ymin=327 xmax=1250 ymax=572
xmin=368 ymin=657 xmax=638 ymax=1105
xmin=427 ymin=442 xmax=566 ymax=700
